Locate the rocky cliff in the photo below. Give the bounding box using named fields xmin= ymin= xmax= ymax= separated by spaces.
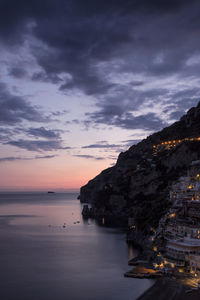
xmin=80 ymin=102 xmax=200 ymax=237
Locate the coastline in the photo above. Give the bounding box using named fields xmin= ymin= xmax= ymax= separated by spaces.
xmin=136 ymin=278 xmax=200 ymax=300
xmin=124 ymin=249 xmax=200 ymax=299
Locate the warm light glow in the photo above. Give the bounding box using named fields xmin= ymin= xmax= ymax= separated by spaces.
xmin=169 ymin=213 xmax=176 ymax=218
xmin=130 ymin=225 xmax=136 ymax=229
xmin=178 ymin=268 xmax=184 ymax=273
xmin=152 ymin=137 xmax=200 ymax=155
xmin=150 ymin=227 xmax=155 ymax=232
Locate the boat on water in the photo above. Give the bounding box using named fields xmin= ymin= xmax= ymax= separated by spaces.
xmin=47 ymin=191 xmax=55 ymax=194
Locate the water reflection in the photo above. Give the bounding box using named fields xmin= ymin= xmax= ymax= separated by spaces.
xmin=128 ymin=242 xmax=136 ymax=260
xmin=0 ymin=193 xmax=153 ymax=300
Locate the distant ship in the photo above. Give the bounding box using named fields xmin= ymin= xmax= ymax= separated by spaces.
xmin=47 ymin=191 xmax=55 ymax=194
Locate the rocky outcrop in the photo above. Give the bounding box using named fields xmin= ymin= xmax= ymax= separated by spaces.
xmin=80 ymin=102 xmax=200 ymax=240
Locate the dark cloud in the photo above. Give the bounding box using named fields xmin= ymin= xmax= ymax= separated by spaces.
xmin=0 ymin=127 xmax=18 ymax=141
xmin=86 ymin=109 xmax=166 ymax=131
xmin=9 ymin=66 xmax=27 ymax=78
xmin=82 ymin=143 xmax=121 ymax=149
xmin=34 ymin=155 xmax=56 ymax=159
xmin=50 ymin=110 xmax=68 ymax=117
xmin=32 ymin=71 xmax=63 ymax=84
xmin=74 ymin=154 xmax=104 ymax=160
xmin=5 ymin=139 xmax=64 ymax=152
xmin=83 ymin=84 xmax=200 ymax=130
xmin=169 ymin=110 xmax=185 ymax=121
xmin=107 ymin=155 xmax=118 ymax=161
xmin=71 ymin=119 xmax=80 ymax=124
xmin=0 ymin=156 xmax=22 ymax=162
xmin=170 ymin=89 xmax=200 ymax=111
xmin=163 ymin=88 xmax=200 ymax=121
xmin=0 ymin=0 xmax=199 ymax=93
xmin=82 ymin=86 xmax=169 ymax=130
xmin=1 ymin=0 xmax=200 ymax=132
xmin=121 ymin=139 xmax=142 ymax=146
xmin=130 ymin=81 xmax=144 ymax=87
xmin=0 ymin=82 xmax=46 ymax=125
xmin=62 ymin=146 xmax=72 ymax=150
xmin=0 ymin=155 xmax=56 ymax=162
xmin=27 ymin=127 xmax=61 ymax=139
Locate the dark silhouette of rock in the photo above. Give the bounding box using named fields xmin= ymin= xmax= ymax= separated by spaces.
xmin=80 ymin=102 xmax=200 ymax=244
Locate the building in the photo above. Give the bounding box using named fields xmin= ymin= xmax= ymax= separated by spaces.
xmin=155 ymin=161 xmax=200 ymax=275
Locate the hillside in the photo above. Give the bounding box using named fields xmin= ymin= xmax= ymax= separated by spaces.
xmin=80 ymin=102 xmax=200 ymax=238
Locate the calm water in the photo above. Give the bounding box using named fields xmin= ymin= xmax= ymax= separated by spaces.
xmin=0 ymin=193 xmax=152 ymax=300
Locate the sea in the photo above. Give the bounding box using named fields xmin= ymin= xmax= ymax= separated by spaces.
xmin=0 ymin=192 xmax=153 ymax=300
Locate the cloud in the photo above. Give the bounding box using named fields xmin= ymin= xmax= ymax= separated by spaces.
xmin=0 ymin=127 xmax=18 ymax=141
xmin=9 ymin=66 xmax=27 ymax=78
xmin=27 ymin=127 xmax=61 ymax=139
xmin=121 ymin=139 xmax=142 ymax=146
xmin=74 ymin=154 xmax=104 ymax=160
xmin=130 ymin=81 xmax=144 ymax=86
xmin=0 ymin=156 xmax=22 ymax=162
xmin=34 ymin=155 xmax=56 ymax=159
xmin=81 ymin=86 xmax=170 ymax=130
xmin=0 ymin=82 xmax=46 ymax=125
xmin=0 ymin=0 xmax=198 ymax=93
xmin=1 ymin=0 xmax=200 ymax=134
xmin=86 ymin=109 xmax=167 ymax=131
xmin=5 ymin=139 xmax=64 ymax=152
xmin=0 ymin=155 xmax=56 ymax=162
xmin=114 ymin=113 xmax=167 ymax=131
xmin=31 ymin=71 xmax=63 ymax=84
xmin=50 ymin=110 xmax=69 ymax=117
xmin=82 ymin=143 xmax=121 ymax=149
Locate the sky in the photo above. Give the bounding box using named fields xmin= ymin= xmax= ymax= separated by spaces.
xmin=1 ymin=0 xmax=200 ymax=191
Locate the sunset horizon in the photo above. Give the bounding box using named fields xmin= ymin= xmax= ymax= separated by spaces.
xmin=1 ymin=0 xmax=200 ymax=191
xmin=1 ymin=1 xmax=200 ymax=299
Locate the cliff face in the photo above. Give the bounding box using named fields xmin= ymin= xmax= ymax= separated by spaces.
xmin=80 ymin=102 xmax=200 ymax=234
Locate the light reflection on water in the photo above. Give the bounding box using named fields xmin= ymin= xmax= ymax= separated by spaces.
xmin=0 ymin=193 xmax=153 ymax=300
